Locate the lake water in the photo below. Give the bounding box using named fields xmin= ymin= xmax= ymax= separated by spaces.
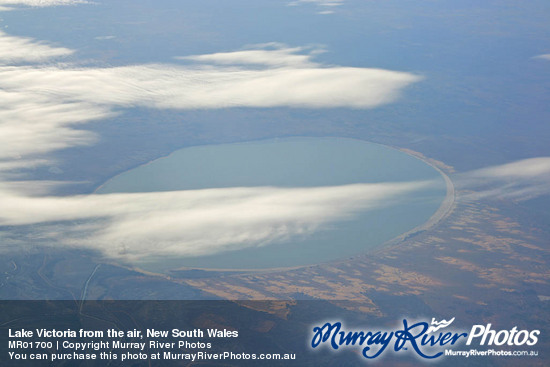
xmin=97 ymin=137 xmax=446 ymax=270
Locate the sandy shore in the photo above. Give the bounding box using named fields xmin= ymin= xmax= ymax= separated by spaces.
xmin=382 ymin=148 xmax=456 ymax=247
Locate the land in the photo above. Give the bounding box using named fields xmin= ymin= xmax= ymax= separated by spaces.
xmin=1 ymin=1 xmax=549 ymax=365
xmin=2 ymin=145 xmax=548 ymax=365
xmin=1 ymin=104 xmax=549 ymax=365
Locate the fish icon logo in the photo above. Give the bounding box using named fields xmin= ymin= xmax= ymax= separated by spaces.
xmin=427 ymin=317 xmax=455 ymax=333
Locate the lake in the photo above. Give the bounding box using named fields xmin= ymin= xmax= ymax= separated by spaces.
xmin=97 ymin=137 xmax=447 ymax=270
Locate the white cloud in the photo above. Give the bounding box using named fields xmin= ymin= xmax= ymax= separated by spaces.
xmin=2 ymin=63 xmax=420 ymax=110
xmin=288 ymin=0 xmax=344 ymax=13
xmin=179 ymin=43 xmax=321 ymax=68
xmin=0 ymin=61 xmax=419 ymax=170
xmin=0 ymin=38 xmax=421 ymax=172
xmin=456 ymin=157 xmax=550 ymax=201
xmin=0 ymin=180 xmax=85 ymax=195
xmin=467 ymin=157 xmax=550 ymax=179
xmin=534 ymin=54 xmax=550 ymax=61
xmin=0 ymin=29 xmax=424 ymax=262
xmin=94 ymin=35 xmax=115 ymax=41
xmin=0 ymin=182 xmax=429 ymax=260
xmin=0 ymin=30 xmax=73 ymax=63
xmin=289 ymin=0 xmax=344 ymax=7
xmin=0 ymin=82 xmax=111 ymax=164
xmin=0 ymin=0 xmax=87 ymax=8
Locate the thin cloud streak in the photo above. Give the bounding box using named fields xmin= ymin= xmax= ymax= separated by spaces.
xmin=179 ymin=43 xmax=321 ymax=68
xmin=0 ymin=0 xmax=87 ymax=9
xmin=288 ymin=0 xmax=344 ymax=7
xmin=287 ymin=0 xmax=344 ymax=14
xmin=456 ymin=157 xmax=550 ymax=201
xmin=0 ymin=30 xmax=73 ymax=63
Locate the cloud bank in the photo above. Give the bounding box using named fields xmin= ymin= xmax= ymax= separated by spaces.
xmin=0 ymin=25 xmax=427 ymax=262
xmin=0 ymin=182 xmax=428 ymax=260
xmin=0 ymin=34 xmax=421 ymax=174
xmin=2 ymin=62 xmax=420 ymax=110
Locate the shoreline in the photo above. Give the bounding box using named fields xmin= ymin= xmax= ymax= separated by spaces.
xmin=379 ymin=147 xmax=455 ymax=247
xmin=103 ymin=138 xmax=455 ymax=275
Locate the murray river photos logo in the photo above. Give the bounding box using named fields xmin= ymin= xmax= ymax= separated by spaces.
xmin=310 ymin=317 xmax=540 ymax=360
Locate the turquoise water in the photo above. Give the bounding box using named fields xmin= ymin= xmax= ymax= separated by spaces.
xmin=97 ymin=137 xmax=446 ymax=270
